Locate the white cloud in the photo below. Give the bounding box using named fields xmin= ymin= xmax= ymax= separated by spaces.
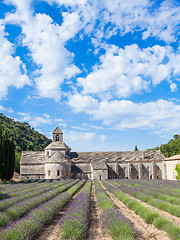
xmin=2 ymin=0 xmax=180 ymax=102
xmin=17 ymin=112 xmax=53 ymax=127
xmin=68 ymin=94 xmax=98 ymax=113
xmin=54 ymin=118 xmax=67 ymax=128
xmin=4 ymin=3 xmax=81 ymax=101
xmin=0 ymin=24 xmax=30 ymax=100
xmin=77 ymin=44 xmax=179 ymax=99
xmin=68 ymin=94 xmax=180 ymax=133
xmin=43 ymin=113 xmax=50 ymax=119
xmin=44 ymin=0 xmax=180 ymax=43
xmin=170 ymin=83 xmax=177 ymax=92
xmin=0 ymin=105 xmax=5 ymax=111
xmin=29 ymin=116 xmax=52 ymax=127
xmin=64 ymin=130 xmax=107 ymax=151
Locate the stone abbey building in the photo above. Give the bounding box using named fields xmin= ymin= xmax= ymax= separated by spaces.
xmin=20 ymin=127 xmax=179 ymax=180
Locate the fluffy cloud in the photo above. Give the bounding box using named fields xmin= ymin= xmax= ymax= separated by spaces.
xmin=68 ymin=94 xmax=180 ymax=133
xmin=77 ymin=44 xmax=180 ymax=99
xmin=2 ymin=0 xmax=180 ymax=101
xmin=44 ymin=0 xmax=180 ymax=43
xmin=4 ymin=2 xmax=81 ymax=101
xmin=17 ymin=112 xmax=52 ymax=127
xmin=64 ymin=130 xmax=107 ymax=151
xmin=0 ymin=24 xmax=30 ymax=100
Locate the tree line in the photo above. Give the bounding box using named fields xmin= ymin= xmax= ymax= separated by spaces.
xmin=0 ymin=113 xmax=52 ymax=173
xmin=0 ymin=127 xmax=15 ymax=181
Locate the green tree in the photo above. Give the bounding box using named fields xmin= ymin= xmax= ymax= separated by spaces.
xmin=0 ymin=128 xmax=15 ymax=180
xmin=175 ymin=164 xmax=180 ymax=181
xmin=134 ymin=145 xmax=138 ymax=151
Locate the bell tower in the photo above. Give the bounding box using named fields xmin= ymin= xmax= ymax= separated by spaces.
xmin=53 ymin=126 xmax=63 ymax=143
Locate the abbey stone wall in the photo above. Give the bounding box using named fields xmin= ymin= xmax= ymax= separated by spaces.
xmin=20 ymin=127 xmax=179 ymax=181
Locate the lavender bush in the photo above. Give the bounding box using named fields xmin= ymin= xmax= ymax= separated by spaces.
xmin=59 ymin=180 xmax=91 ymax=240
xmin=94 ymin=180 xmax=135 ymax=240
xmin=0 ymin=180 xmax=78 ymax=227
xmin=107 ymin=180 xmax=180 ymax=217
xmin=0 ymin=180 xmax=85 ymax=240
xmin=102 ymin=180 xmax=180 ymax=240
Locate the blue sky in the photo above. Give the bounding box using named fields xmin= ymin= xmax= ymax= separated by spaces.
xmin=0 ymin=0 xmax=180 ymax=152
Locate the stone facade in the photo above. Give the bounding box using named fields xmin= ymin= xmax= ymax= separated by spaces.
xmin=20 ymin=127 xmax=178 ymax=181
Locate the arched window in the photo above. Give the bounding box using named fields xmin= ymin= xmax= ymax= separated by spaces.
xmin=57 ymin=170 xmax=60 ymax=177
xmin=55 ymin=135 xmax=59 ymax=141
xmin=48 ymin=170 xmax=50 ymax=177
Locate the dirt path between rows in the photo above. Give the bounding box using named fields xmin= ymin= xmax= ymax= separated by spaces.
xmin=85 ymin=182 xmax=112 ymax=240
xmin=35 ymin=186 xmax=84 ymax=240
xmin=35 ymin=182 xmax=111 ymax=240
xmin=101 ymin=181 xmax=170 ymax=240
xmin=120 ymin=188 xmax=180 ymax=228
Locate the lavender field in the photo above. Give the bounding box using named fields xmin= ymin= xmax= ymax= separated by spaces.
xmin=0 ymin=179 xmax=180 ymax=240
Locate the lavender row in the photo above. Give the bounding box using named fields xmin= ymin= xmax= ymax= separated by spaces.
xmin=112 ymin=180 xmax=180 ymax=205
xmin=101 ymin=180 xmax=180 ymax=240
xmin=0 ymin=180 xmax=86 ymax=240
xmin=94 ymin=180 xmax=135 ymax=240
xmin=0 ymin=180 xmax=79 ymax=227
xmin=1 ymin=179 xmax=66 ymax=198
xmin=115 ymin=179 xmax=180 ymax=193
xmin=59 ymin=180 xmax=91 ymax=239
xmin=107 ymin=180 xmax=180 ymax=217
xmin=0 ymin=180 xmax=72 ymax=211
xmin=0 ymin=179 xmax=65 ymax=199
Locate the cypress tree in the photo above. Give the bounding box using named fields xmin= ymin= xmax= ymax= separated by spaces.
xmin=0 ymin=127 xmax=2 ymax=179
xmin=0 ymin=129 xmax=15 ymax=180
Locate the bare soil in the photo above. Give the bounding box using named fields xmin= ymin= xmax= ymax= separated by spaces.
xmin=35 ymin=186 xmax=83 ymax=240
xmin=85 ymin=182 xmax=112 ymax=240
xmin=35 ymin=182 xmax=111 ymax=240
xmin=122 ymin=190 xmax=180 ymax=227
xmin=34 ymin=180 xmax=176 ymax=240
xmin=101 ymin=181 xmax=170 ymax=240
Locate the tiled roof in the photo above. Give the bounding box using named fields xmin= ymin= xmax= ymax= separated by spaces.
xmin=45 ymin=141 xmax=71 ymax=150
xmin=53 ymin=127 xmax=63 ymax=134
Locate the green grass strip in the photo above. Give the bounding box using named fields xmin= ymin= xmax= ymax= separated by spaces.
xmin=102 ymin=180 xmax=180 ymax=240
xmin=94 ymin=180 xmax=135 ymax=240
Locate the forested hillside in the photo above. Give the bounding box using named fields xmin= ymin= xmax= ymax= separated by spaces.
xmin=149 ymin=134 xmax=180 ymax=158
xmin=0 ymin=113 xmax=52 ymax=173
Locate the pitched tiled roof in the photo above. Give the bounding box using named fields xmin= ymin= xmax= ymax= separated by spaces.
xmin=20 ymin=151 xmax=45 ymax=164
xmin=70 ymin=150 xmax=164 ymax=164
xmin=53 ymin=127 xmax=63 ymax=134
xmin=45 ymin=141 xmax=71 ymax=150
xmin=45 ymin=151 xmax=70 ymax=163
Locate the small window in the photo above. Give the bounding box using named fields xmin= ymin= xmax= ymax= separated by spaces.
xmin=99 ymin=175 xmax=101 ymax=180
xmin=156 ymin=175 xmax=159 ymax=179
xmin=147 ymin=166 xmax=149 ymax=170
xmin=55 ymin=135 xmax=59 ymax=141
xmin=123 ymin=167 xmax=126 ymax=170
xmin=172 ymin=172 xmax=176 ymax=179
xmin=57 ymin=170 xmax=60 ymax=177
xmin=48 ymin=170 xmax=50 ymax=177
xmin=47 ymin=151 xmax=49 ymax=156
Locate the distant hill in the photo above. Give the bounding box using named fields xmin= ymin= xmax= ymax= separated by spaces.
xmin=148 ymin=134 xmax=180 ymax=158
xmin=0 ymin=113 xmax=52 ymax=173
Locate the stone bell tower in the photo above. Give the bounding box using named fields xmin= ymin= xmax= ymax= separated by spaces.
xmin=53 ymin=126 xmax=63 ymax=142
